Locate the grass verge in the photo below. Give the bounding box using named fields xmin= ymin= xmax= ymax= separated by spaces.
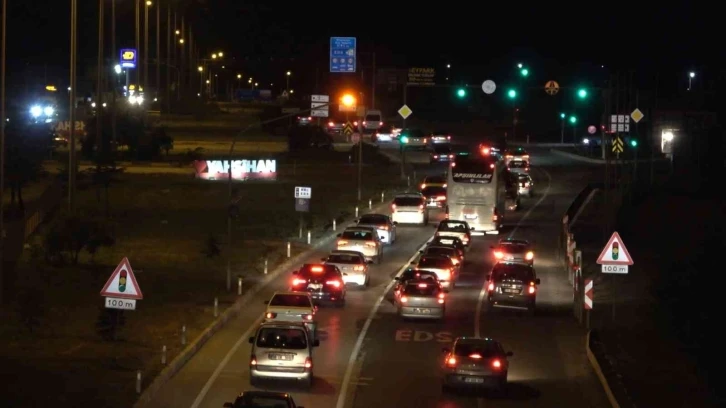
xmin=0 ymin=150 xmax=407 ymax=408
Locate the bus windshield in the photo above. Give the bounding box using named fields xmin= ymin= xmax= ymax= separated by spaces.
xmin=451 ymin=159 xmax=495 ymax=184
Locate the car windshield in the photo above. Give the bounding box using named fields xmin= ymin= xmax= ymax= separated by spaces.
xmin=394 ymin=197 xmax=422 ymax=206
xmin=433 ymin=146 xmax=451 ymax=154
xmin=517 ymin=175 xmax=531 ymax=182
xmin=269 ymin=294 xmax=312 ymax=308
xmin=328 ymin=253 xmax=364 ymax=264
xmin=451 ymin=158 xmax=495 ymax=184
xmin=403 ymin=283 xmax=440 ymax=296
xmin=439 ymin=221 xmax=469 ymax=231
xmin=359 ymin=215 xmax=388 ymax=224
xmin=418 ymin=257 xmax=450 ymax=268
xmin=426 ymin=247 xmax=456 ymax=257
xmin=492 ymin=265 xmax=534 ymax=281
xmin=422 ymin=187 xmax=447 ymax=197
xmin=232 ymin=394 xmax=289 ymax=408
xmin=454 ymin=341 xmax=502 ymax=357
xmin=255 ymin=327 xmax=308 ymax=349
xmin=341 ymin=230 xmax=373 ymax=240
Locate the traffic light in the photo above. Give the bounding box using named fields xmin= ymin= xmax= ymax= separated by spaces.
xmin=569 ymin=116 xmax=577 ymax=124
xmin=630 ymin=139 xmax=638 ymax=147
xmin=507 ymin=89 xmax=517 ymax=99
xmin=560 ymin=113 xmax=566 ymax=119
xmin=520 ymin=68 xmax=529 ymax=77
xmin=400 ymin=136 xmax=409 ymax=144
xmin=577 ymin=88 xmax=588 ymax=99
xmin=456 ymin=88 xmax=466 ymax=98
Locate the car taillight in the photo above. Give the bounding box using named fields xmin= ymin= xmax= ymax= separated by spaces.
xmin=292 ymin=278 xmax=306 ymax=286
xmin=418 ymin=204 xmax=424 ymax=212
xmin=362 ymin=121 xmax=367 ymax=125
xmin=365 ymin=241 xmax=377 ymax=248
xmin=450 ymin=257 xmax=459 ymax=265
xmin=423 ymin=138 xmax=428 ymax=143
xmin=525 ymin=251 xmax=534 ymax=260
xmin=337 ymin=240 xmax=349 ymax=246
xmin=400 ymin=296 xmax=408 ymax=303
xmin=523 ymin=155 xmax=530 ymax=160
xmin=326 ymin=280 xmax=342 ymax=288
xmin=469 ymin=353 xmax=482 ymax=359
xmin=447 ymin=135 xmax=451 ymax=140
xmin=436 ymin=196 xmax=446 ymax=201
xmin=265 ymin=312 xmax=277 ymax=319
xmin=524 ymin=182 xmax=530 ymax=187
xmin=494 ymin=251 xmax=503 ymax=259
xmin=308 ymin=117 xmax=312 ymax=120
xmin=305 ymin=357 xmax=312 ymax=369
xmin=328 ymin=122 xmax=334 ymax=127
xmin=525 ymin=167 xmax=530 ymax=171
xmin=449 ymin=155 xmax=454 ymax=159
xmin=433 ymin=155 xmax=439 ymax=158
xmin=528 ymin=286 xmax=536 ymax=294
xmin=421 ymin=183 xmax=426 ymax=189
xmin=492 ymin=359 xmax=502 ymax=369
xmin=438 ymin=293 xmax=445 ymax=304
xmin=446 ymin=356 xmax=457 ymax=367
xmin=488 ymin=282 xmax=494 ymax=291
xmin=440 ymin=269 xmax=451 ymax=280
xmin=492 ymin=213 xmax=499 ymax=221
xmin=481 ymin=147 xmax=490 ymax=154
xmin=250 ymin=354 xmax=257 ymax=366
xmin=303 ymin=314 xmax=314 ymax=321
xmin=353 ymin=121 xmax=358 ymax=126
xmin=391 ymin=204 xmax=397 ymax=212
xmin=418 ymin=283 xmax=428 ymax=288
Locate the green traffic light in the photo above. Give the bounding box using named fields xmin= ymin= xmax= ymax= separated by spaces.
xmin=569 ymin=116 xmax=577 ymax=124
xmin=507 ymin=89 xmax=517 ymax=99
xmin=457 ymin=88 xmax=466 ymax=97
xmin=520 ymin=68 xmax=529 ymax=77
xmin=577 ymin=89 xmax=587 ymax=98
xmin=401 ymin=136 xmax=409 ymax=144
xmin=560 ymin=113 xmax=566 ymax=119
xmin=630 ymin=139 xmax=638 ymax=147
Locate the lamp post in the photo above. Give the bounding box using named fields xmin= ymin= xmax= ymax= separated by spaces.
xmin=286 ymin=71 xmax=291 ymax=93
xmin=560 ymin=113 xmax=566 ymax=143
xmin=688 ymin=71 xmax=695 ymax=90
xmin=0 ymin=0 xmax=7 ymax=304
xmin=144 ymin=1 xmax=151 ymax=92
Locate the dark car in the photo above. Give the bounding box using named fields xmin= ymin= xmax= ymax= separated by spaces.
xmin=428 ymin=236 xmax=466 ymax=259
xmin=422 ymin=186 xmax=447 ymax=209
xmin=393 ymin=267 xmax=440 ymax=295
xmin=287 ymin=125 xmax=333 ymax=151
xmin=223 ymin=390 xmax=304 ymax=408
xmin=442 ymin=337 xmax=513 ymax=390
xmin=430 ymin=145 xmax=454 ymax=163
xmin=373 ymin=124 xmax=397 ymax=142
xmin=290 ymin=264 xmax=346 ymax=307
xmin=485 ymin=263 xmax=540 ymax=313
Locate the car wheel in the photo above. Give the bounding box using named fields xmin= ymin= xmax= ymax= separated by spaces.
xmin=305 ymin=374 xmax=314 ymax=390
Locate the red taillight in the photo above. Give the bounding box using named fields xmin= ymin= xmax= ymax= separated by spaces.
xmin=362 ymin=121 xmax=367 ymax=126
xmin=492 ymin=359 xmax=502 ymax=369
xmin=305 ymin=357 xmax=312 ymax=369
xmin=528 ymin=286 xmax=536 ymax=294
xmin=400 ymin=296 xmax=408 ymax=303
xmin=265 ymin=312 xmax=277 ymax=319
xmin=494 ymin=251 xmax=503 ymax=259
xmin=449 ymin=155 xmax=454 ymax=159
xmin=490 ymin=163 xmax=495 ymax=169
xmin=250 ymin=355 xmax=257 ymax=366
xmin=481 ymin=147 xmax=490 ymax=154
xmin=303 ymin=314 xmax=313 ymax=321
xmin=488 ymin=282 xmax=494 ymax=291
xmin=440 ymin=269 xmax=451 ymax=280
xmin=433 ymin=155 xmax=439 ymax=159
xmin=365 ymin=241 xmax=377 ymax=248
xmin=423 ymin=138 xmax=428 ymax=143
xmin=292 ymin=278 xmax=307 ymax=286
xmin=353 ymin=265 xmax=365 ymax=271
xmin=326 ymin=280 xmax=342 ymax=288
xmin=353 ymin=121 xmax=358 ymax=126
xmin=379 ymin=121 xmax=383 ymax=126
xmin=469 ymin=353 xmax=482 ymax=359
xmin=525 ymin=167 xmax=530 ymax=171
xmin=438 ymin=293 xmax=445 ymax=304
xmin=446 ymin=356 xmax=457 ymax=367
xmin=391 ymin=204 xmax=397 ymax=212
xmin=436 ymin=195 xmax=446 ymax=201
xmin=418 ymin=204 xmax=424 ymax=212
xmin=447 ymin=135 xmax=451 ymax=140
xmin=311 ymin=266 xmax=324 ymax=272
xmin=421 ymin=183 xmax=426 ymax=189
xmin=328 ymin=122 xmax=334 ymax=127
xmin=523 ymin=155 xmax=530 ymax=160
xmin=492 ymin=213 xmax=499 ymax=221
xmin=337 ymin=240 xmax=349 ymax=246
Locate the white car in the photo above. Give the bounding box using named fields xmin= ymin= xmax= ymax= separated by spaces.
xmin=335 ymin=227 xmax=384 ymax=264
xmin=262 ymin=291 xmax=317 ymax=340
xmin=322 ymin=250 xmax=372 ymax=288
xmin=429 ymin=130 xmax=452 ymax=144
xmin=399 ymin=129 xmax=428 ymax=147
xmin=356 ymin=213 xmax=397 ymax=244
xmin=391 ymin=193 xmax=429 ymax=225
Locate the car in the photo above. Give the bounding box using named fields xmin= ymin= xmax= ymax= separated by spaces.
xmin=393 ymin=268 xmax=441 ymax=299
xmin=517 ymin=173 xmax=534 ymax=197
xmin=373 ymin=124 xmax=396 ymax=142
xmin=419 ymin=246 xmax=462 ymax=269
xmin=411 ymin=255 xmax=457 ymax=292
xmin=248 ymin=322 xmax=319 ymax=389
xmin=390 ymin=193 xmax=429 ymax=225
xmin=507 ymin=158 xmax=530 ymax=175
xmin=434 ymin=220 xmax=472 ymax=246
xmin=336 ymin=227 xmax=384 ymax=263
xmin=322 ymin=250 xmax=372 ymax=288
xmin=223 ymin=390 xmax=304 ymax=408
xmin=290 ymin=264 xmax=347 ymax=307
xmin=491 ymin=238 xmax=534 ymax=265
xmin=429 ymin=130 xmax=452 ymax=144
xmin=421 ymin=185 xmax=447 ymax=210
xmin=263 ymin=292 xmax=317 ymax=341
xmin=399 ymin=128 xmax=428 ymax=148
xmin=427 ymin=236 xmax=466 ymax=260
xmin=430 ymin=145 xmax=454 ymax=163
xmin=485 ymin=262 xmax=540 ymax=313
xmin=420 ymin=175 xmax=447 ymax=189
xmin=295 ymin=115 xmax=313 ymax=126
xmin=504 ymin=147 xmax=529 ymax=164
xmin=396 ymin=280 xmax=446 ymax=320
xmin=355 ymin=213 xmax=397 ymax=245
xmin=361 ymin=109 xmax=383 ymax=131
xmin=326 ymin=116 xmax=348 ymax=135
xmin=441 ymin=337 xmax=513 ymax=390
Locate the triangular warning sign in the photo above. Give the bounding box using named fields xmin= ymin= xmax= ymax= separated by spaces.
xmin=596 ymin=232 xmax=633 ymax=265
xmin=100 ymin=257 xmax=143 ymax=300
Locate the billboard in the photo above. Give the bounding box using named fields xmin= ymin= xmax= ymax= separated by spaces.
xmin=193 ymin=159 xmax=277 ymax=181
xmin=120 ymin=49 xmax=137 ymax=69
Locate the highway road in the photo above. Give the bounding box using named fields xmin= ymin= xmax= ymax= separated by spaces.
xmin=144 ymin=147 xmax=610 ymax=408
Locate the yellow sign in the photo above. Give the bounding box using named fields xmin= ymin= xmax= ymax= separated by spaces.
xmin=398 ymin=104 xmax=413 ymax=119
xmin=612 ymin=137 xmax=624 ymax=153
xmin=544 ymin=80 xmax=560 ymax=95
xmin=45 ymin=85 xmax=57 ymax=92
xmin=343 ymin=122 xmax=354 ymax=136
xmin=122 ymin=50 xmax=136 ymax=61
xmin=630 ymin=108 xmax=644 ymax=123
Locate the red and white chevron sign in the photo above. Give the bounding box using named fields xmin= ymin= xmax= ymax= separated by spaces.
xmin=584 ymin=279 xmax=593 ymax=310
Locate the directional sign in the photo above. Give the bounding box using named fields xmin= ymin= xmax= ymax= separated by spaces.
xmin=544 ymin=80 xmax=560 ymax=95
xmin=631 ymin=108 xmax=644 ymax=123
xmin=311 ymin=94 xmax=329 ymax=117
xmin=609 ymin=115 xmax=630 ymax=132
xmin=597 ymin=231 xmax=633 ymax=267
xmin=481 ymin=80 xmax=496 ymax=95
xmin=330 ymin=37 xmax=356 ymax=73
xmin=120 ymin=48 xmax=137 ymax=69
xmin=342 ymin=122 xmax=354 ymax=136
xmin=398 ymin=104 xmax=412 ymax=119
xmin=105 ymin=297 xmax=137 ymax=310
xmin=612 ymin=136 xmax=624 ymax=153
xmin=584 ymin=279 xmax=593 ymax=310
xmin=294 ymin=186 xmax=312 ymax=199
xmin=100 ymin=257 xmax=143 ymax=300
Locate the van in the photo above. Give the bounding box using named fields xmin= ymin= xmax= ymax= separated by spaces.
xmin=361 ymin=109 xmax=383 ymax=131
xmin=248 ymin=321 xmax=319 ymax=389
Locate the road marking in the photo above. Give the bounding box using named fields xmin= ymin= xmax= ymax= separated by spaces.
xmin=189 ymin=315 xmax=264 ymax=408
xmin=394 ymin=329 xmax=454 ymax=343
xmin=474 ymin=168 xmax=552 ymax=338
xmin=335 ymin=238 xmax=433 ymax=408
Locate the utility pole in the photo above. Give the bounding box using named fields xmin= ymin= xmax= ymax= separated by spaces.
xmin=96 ymin=0 xmax=104 ymax=169
xmin=371 ymin=52 xmax=376 ymax=109
xmin=155 ymin=1 xmax=160 ymax=99
xmin=180 ymin=17 xmax=185 ymax=96
xmin=0 ymin=0 xmax=7 ymax=305
xmin=69 ymin=0 xmax=78 ymax=213
xmin=111 ymin=0 xmax=117 ymax=145
xmin=144 ymin=1 xmax=149 ymax=92
xmin=135 ymin=0 xmax=140 ymax=86
xmin=165 ymin=6 xmax=171 ymax=111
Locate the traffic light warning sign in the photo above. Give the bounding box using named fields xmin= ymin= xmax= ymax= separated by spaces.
xmin=596 ymin=232 xmax=633 ymax=265
xmin=100 ymin=257 xmax=144 ymax=299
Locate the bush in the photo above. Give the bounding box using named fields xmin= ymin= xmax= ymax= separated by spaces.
xmin=43 ymin=215 xmax=115 ymax=265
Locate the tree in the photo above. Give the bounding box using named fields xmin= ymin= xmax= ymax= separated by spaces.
xmin=4 ymin=120 xmax=49 ymax=213
xmin=43 ymin=215 xmax=115 ymax=265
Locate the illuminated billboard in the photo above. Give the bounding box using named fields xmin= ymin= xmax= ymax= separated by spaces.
xmin=120 ymin=49 xmax=137 ymax=69
xmin=194 ymin=159 xmax=277 ymax=181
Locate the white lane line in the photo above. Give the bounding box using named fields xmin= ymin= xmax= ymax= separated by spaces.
xmin=190 ymin=315 xmax=264 ymax=408
xmin=473 ymin=168 xmax=552 ymax=338
xmin=335 ymin=238 xmax=433 ymax=408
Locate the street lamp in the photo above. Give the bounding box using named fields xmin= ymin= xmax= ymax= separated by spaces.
xmin=559 ymin=113 xmax=566 ymax=143
xmin=577 ymin=88 xmax=588 ymax=99
xmin=143 ymin=1 xmax=152 ymax=91
xmin=688 ymin=71 xmax=696 ymax=90
xmin=237 ymin=74 xmax=241 ymax=79
xmin=569 ymin=116 xmax=577 ymax=144
xmin=114 ymin=64 xmax=122 ymax=74
xmin=507 ymin=89 xmax=516 ymax=99
xmin=286 ymin=70 xmax=291 ymax=92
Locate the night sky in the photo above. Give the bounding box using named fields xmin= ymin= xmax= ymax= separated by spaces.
xmin=2 ymin=1 xmax=719 ymax=97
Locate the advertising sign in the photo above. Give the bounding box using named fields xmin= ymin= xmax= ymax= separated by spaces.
xmin=120 ymin=48 xmax=137 ymax=69
xmin=193 ymin=159 xmax=277 ymax=181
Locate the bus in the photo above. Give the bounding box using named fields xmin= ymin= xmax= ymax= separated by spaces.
xmin=446 ymin=155 xmax=506 ymax=234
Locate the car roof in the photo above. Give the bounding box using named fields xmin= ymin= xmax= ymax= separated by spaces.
xmin=359 ymin=213 xmax=389 ymax=220
xmin=419 ymin=255 xmax=451 ymax=261
xmin=424 ymin=175 xmax=446 ymax=181
xmin=493 ymin=262 xmax=534 ymax=271
xmin=344 ymin=226 xmax=376 ymax=232
xmin=432 ymin=236 xmax=463 ymax=242
xmin=330 ymin=250 xmax=365 ymax=256
xmin=396 ymin=192 xmax=424 ymax=197
xmin=499 ymin=238 xmax=529 ymax=245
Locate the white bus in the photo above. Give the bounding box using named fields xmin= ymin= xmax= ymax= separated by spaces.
xmin=446 ymin=155 xmax=506 ymax=234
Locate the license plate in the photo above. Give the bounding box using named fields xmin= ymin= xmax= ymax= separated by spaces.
xmin=504 ymin=288 xmax=519 ymax=293
xmin=428 ymin=203 xmax=438 ymax=207
xmin=505 ymin=255 xmax=514 ymax=260
xmin=464 ymin=214 xmax=477 ymax=219
xmin=269 ymin=354 xmax=292 ymax=361
xmin=308 ymin=284 xmax=323 ymax=290
xmin=464 ymin=377 xmax=484 ymax=384
xmin=413 ymin=308 xmax=430 ymax=314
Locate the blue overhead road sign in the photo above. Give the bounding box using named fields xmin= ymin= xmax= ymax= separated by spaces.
xmin=330 ymin=37 xmax=356 ymax=73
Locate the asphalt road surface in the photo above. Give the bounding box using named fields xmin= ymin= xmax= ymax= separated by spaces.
xmin=145 ymin=147 xmax=610 ymax=408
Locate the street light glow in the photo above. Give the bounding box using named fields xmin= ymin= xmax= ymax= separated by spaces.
xmin=114 ymin=64 xmax=122 ymax=74
xmin=689 ymin=71 xmax=695 ymax=78
xmin=341 ymin=94 xmax=356 ymax=107
xmin=560 ymin=113 xmax=566 ymax=119
xmin=286 ymin=71 xmax=291 ymax=76
xmin=179 ymin=38 xmax=184 ymax=44
xmin=146 ymin=1 xmax=152 ymax=6
xmin=217 ymin=52 xmax=223 ymax=57
xmin=569 ymin=116 xmax=577 ymax=124
xmin=198 ymin=66 xmax=203 ymax=72
xmin=237 ymin=74 xmax=241 ymax=79
xmin=662 ymin=131 xmax=674 ymax=142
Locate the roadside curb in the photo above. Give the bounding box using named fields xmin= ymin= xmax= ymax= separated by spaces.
xmin=551 ymin=149 xmax=670 ymax=165
xmin=586 ymin=330 xmax=635 ymax=408
xmin=133 ymin=192 xmax=399 ymax=407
